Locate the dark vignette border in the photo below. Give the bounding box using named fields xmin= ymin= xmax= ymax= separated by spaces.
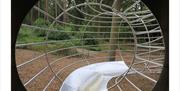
xmin=11 ymin=0 xmax=169 ymax=91
xmin=12 ymin=0 xmax=38 ymax=90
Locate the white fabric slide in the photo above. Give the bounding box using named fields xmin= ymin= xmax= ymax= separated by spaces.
xmin=60 ymin=61 xmax=129 ymax=91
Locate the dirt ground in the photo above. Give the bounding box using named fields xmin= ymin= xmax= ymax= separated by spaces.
xmin=15 ymin=49 xmax=162 ymax=91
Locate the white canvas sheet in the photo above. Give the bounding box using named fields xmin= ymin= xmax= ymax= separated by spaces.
xmin=60 ymin=61 xmax=129 ymax=91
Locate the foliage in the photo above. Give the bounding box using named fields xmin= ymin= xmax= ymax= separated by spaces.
xmin=33 ymin=18 xmax=50 ymax=26
xmin=48 ymin=25 xmax=72 ymax=40
xmin=33 ymin=18 xmax=50 ymax=37
xmin=17 ymin=27 xmax=44 ymax=43
xmin=83 ymin=33 xmax=99 ymax=45
xmin=48 ymin=31 xmax=71 ymax=40
xmin=18 ymin=0 xmax=148 ymax=55
xmin=119 ymin=27 xmax=132 ymax=37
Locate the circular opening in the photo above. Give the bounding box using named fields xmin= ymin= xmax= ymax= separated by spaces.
xmin=15 ymin=0 xmax=165 ymax=91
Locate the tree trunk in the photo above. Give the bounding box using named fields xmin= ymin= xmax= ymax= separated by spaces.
xmin=45 ymin=0 xmax=49 ymax=21
xmin=108 ymin=0 xmax=122 ymax=61
xmin=63 ymin=0 xmax=68 ymax=23
xmin=97 ymin=17 xmax=101 ymax=37
xmin=55 ymin=1 xmax=57 ymax=17
xmin=37 ymin=1 xmax=41 ymax=18
xmin=30 ymin=9 xmax=33 ymax=24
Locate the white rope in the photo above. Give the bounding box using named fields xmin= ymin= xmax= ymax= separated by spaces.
xmin=16 ymin=0 xmax=165 ymax=90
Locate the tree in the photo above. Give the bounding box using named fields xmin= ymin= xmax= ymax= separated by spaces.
xmin=62 ymin=0 xmax=69 ymax=22
xmin=55 ymin=0 xmax=58 ymax=17
xmin=45 ymin=0 xmax=49 ymax=21
xmin=108 ymin=0 xmax=122 ymax=61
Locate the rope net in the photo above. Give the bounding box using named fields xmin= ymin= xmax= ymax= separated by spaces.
xmin=16 ymin=0 xmax=165 ymax=91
